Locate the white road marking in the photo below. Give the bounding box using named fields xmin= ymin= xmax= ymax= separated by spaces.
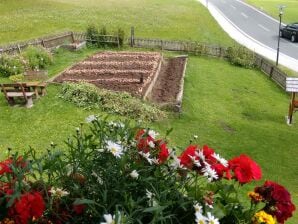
xmin=258 ymin=24 xmax=270 ymax=32
xmin=241 ymin=12 xmax=248 ymax=19
xmin=230 ymin=5 xmax=236 ymax=10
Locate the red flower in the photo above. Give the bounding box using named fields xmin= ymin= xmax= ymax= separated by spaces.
xmin=8 ymin=192 xmax=45 ymax=224
xmin=228 ymin=154 xmax=262 ymax=184
xmin=157 ymin=142 xmax=169 ymax=164
xmin=179 ymin=145 xmax=198 ymax=169
xmin=0 ymin=157 xmax=28 ymax=176
xmin=0 ymin=158 xmax=13 ymax=175
xmin=255 ymin=181 xmax=296 ymax=223
xmin=135 ymin=129 xmax=155 ymax=153
xmin=73 ymin=203 xmax=86 ymax=215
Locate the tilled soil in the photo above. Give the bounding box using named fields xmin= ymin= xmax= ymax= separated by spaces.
xmin=54 ymin=51 xmax=161 ymax=97
xmin=150 ymin=57 xmax=187 ymax=104
xmin=54 ymin=51 xmax=187 ymax=105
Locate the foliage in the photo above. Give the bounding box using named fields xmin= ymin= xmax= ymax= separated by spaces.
xmin=0 ymin=118 xmax=295 ymax=223
xmin=117 ymin=28 xmax=125 ymax=47
xmin=59 ymin=82 xmax=166 ymax=122
xmin=0 ymin=54 xmax=25 ymax=77
xmin=21 ymin=46 xmax=53 ymax=70
xmin=86 ymin=24 xmax=99 ymax=47
xmin=85 ymin=25 xmax=125 ymax=48
xmin=226 ymin=46 xmax=256 ymax=68
xmin=8 ymin=74 xmax=24 ymax=82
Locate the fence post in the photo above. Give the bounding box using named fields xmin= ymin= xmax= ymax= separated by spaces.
xmin=71 ymin=32 xmax=75 ymax=43
xmin=17 ymin=44 xmax=21 ymax=53
xmin=269 ymin=66 xmax=274 ymax=78
xmin=130 ymin=27 xmax=135 ymax=47
xmin=41 ymin=39 xmax=46 ymax=47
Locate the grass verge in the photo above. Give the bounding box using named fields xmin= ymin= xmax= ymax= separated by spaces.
xmin=247 ymin=0 xmax=298 ymax=23
xmin=0 ymin=0 xmax=234 ymax=46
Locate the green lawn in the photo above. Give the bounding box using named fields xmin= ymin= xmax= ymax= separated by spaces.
xmin=154 ymin=56 xmax=298 ymax=223
xmin=247 ymin=0 xmax=298 ymax=23
xmin=1 ymin=48 xmax=297 ymax=222
xmin=0 ymin=0 xmax=234 ymax=46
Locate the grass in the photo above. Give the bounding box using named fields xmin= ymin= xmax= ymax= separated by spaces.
xmin=153 ymin=56 xmax=298 ymax=223
xmin=247 ymin=0 xmax=298 ymax=23
xmin=0 ymin=0 xmax=234 ymax=46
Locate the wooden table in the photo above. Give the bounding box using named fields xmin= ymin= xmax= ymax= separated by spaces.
xmin=19 ymin=81 xmax=47 ymax=98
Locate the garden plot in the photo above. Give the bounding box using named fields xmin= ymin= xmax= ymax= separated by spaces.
xmin=54 ymin=51 xmax=162 ymax=97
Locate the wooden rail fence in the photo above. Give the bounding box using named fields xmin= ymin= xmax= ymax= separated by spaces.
xmin=0 ymin=30 xmax=291 ymax=91
xmin=0 ymin=31 xmax=75 ymax=54
xmin=129 ymin=37 xmax=289 ymax=91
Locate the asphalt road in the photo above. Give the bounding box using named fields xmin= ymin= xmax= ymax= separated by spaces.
xmin=208 ymin=0 xmax=298 ymax=60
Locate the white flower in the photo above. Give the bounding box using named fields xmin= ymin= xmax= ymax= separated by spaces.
xmin=188 ymin=155 xmax=201 ymax=168
xmin=194 ymin=203 xmax=203 ymax=213
xmin=49 ymin=187 xmax=69 ymax=198
xmin=170 ymin=156 xmax=185 ymax=170
xmin=106 ymin=141 xmax=123 ymax=158
xmin=202 ymin=163 xmax=218 ymax=182
xmin=92 ymin=171 xmax=103 ymax=185
xmin=212 ymin=153 xmax=228 ymax=167
xmin=86 ymin=114 xmax=97 ymax=123
xmin=101 ymin=214 xmax=115 ymax=224
xmin=195 ymin=212 xmax=207 ymax=224
xmin=193 ymin=135 xmax=198 ymax=139
xmin=130 ymin=170 xmax=139 ymax=179
xmin=196 ymin=150 xmax=206 ymax=161
xmin=206 ymin=212 xmax=220 ymax=224
xmin=146 ymin=189 xmax=154 ymax=199
xmin=148 ymin=129 xmax=159 ymax=139
xmin=148 ymin=140 xmax=155 ymax=148
xmin=150 ymin=158 xmax=160 ymax=165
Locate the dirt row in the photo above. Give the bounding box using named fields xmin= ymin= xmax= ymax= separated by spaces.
xmin=54 ymin=51 xmax=161 ymax=97
xmin=149 ymin=57 xmax=187 ymax=104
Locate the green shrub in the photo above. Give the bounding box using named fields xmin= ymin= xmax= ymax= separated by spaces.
xmin=86 ymin=25 xmax=125 ymax=48
xmin=117 ymin=28 xmax=125 ymax=47
xmin=86 ymin=24 xmax=98 ymax=47
xmin=22 ymin=46 xmax=53 ymax=70
xmin=0 ymin=54 xmax=25 ymax=77
xmin=9 ymin=74 xmax=24 ymax=82
xmin=59 ymin=82 xmax=167 ymax=122
xmin=226 ymin=46 xmax=255 ymax=68
xmin=59 ymin=82 xmax=102 ymax=110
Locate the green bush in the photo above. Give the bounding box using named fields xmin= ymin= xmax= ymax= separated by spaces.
xmin=0 ymin=54 xmax=25 ymax=77
xmin=59 ymin=82 xmax=167 ymax=122
xmin=226 ymin=46 xmax=255 ymax=68
xmin=117 ymin=28 xmax=125 ymax=47
xmin=9 ymin=74 xmax=24 ymax=82
xmin=59 ymin=82 xmax=102 ymax=110
xmin=86 ymin=24 xmax=99 ymax=47
xmin=22 ymin=46 xmax=53 ymax=70
xmin=86 ymin=25 xmax=125 ymax=48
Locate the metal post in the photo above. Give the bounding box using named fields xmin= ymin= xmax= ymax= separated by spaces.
xmin=276 ymin=5 xmax=285 ymax=66
xmin=130 ymin=27 xmax=135 ymax=47
xmin=276 ymin=14 xmax=282 ymax=66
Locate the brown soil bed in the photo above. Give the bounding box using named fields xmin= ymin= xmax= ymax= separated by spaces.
xmin=54 ymin=51 xmax=162 ymax=97
xmin=149 ymin=57 xmax=187 ymax=104
xmin=53 ymin=51 xmax=187 ymax=108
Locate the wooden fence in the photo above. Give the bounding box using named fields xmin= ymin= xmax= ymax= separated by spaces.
xmin=0 ymin=30 xmax=290 ymax=90
xmin=130 ymin=37 xmax=289 ymax=91
xmin=0 ymin=31 xmax=75 ymax=54
xmin=132 ymin=38 xmax=228 ymax=58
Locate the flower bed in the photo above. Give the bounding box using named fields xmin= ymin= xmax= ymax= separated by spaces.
xmin=0 ymin=117 xmax=295 ymax=223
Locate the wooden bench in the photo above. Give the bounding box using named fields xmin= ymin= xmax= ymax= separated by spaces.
xmin=1 ymin=83 xmax=35 ymax=108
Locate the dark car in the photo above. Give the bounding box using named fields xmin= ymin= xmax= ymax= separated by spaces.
xmin=280 ymin=23 xmax=298 ymax=42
